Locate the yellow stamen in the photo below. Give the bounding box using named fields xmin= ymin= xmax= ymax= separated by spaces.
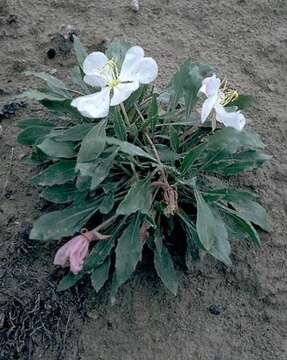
xmin=220 ymin=79 xmax=239 ymax=106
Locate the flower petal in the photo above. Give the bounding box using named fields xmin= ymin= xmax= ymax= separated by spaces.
xmin=119 ymin=46 xmax=144 ymax=82
xmin=201 ymin=94 xmax=217 ymax=123
xmin=83 ymin=52 xmax=108 ymax=75
xmin=110 ymin=81 xmax=139 ymax=106
xmin=71 ymin=88 xmax=111 ymax=118
xmin=84 ymin=74 xmax=107 ymax=88
xmin=215 ymin=103 xmax=246 ymax=131
xmin=199 ymin=74 xmax=221 ymax=97
xmin=136 ymin=57 xmax=158 ymax=84
xmin=69 ymin=239 xmax=89 ymax=274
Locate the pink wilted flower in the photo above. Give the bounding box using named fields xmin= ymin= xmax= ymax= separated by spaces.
xmin=54 ymin=230 xmax=110 ymax=274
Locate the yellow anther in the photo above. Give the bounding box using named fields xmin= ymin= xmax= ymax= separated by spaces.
xmin=219 ymin=79 xmax=240 ymax=106
xmin=108 ymin=78 xmax=120 ymax=89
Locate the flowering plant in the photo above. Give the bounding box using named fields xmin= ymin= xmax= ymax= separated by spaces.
xmin=18 ymin=37 xmax=270 ymax=302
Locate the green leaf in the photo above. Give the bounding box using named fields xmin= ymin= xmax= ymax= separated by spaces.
xmin=17 ymin=126 xmax=53 ymax=146
xmin=147 ymin=94 xmax=159 ymax=133
xmin=169 ymin=126 xmax=180 ymax=152
xmin=40 ymin=99 xmax=83 ymax=118
xmin=202 ymin=187 xmax=257 ymax=203
xmin=77 ymin=119 xmax=107 ymax=163
xmin=117 ymin=178 xmax=153 ymax=215
xmin=106 ymin=137 xmax=157 ymax=162
xmin=154 ymin=243 xmax=178 ymax=295
xmin=106 ymin=38 xmax=133 ymax=67
xmin=54 ymin=124 xmax=93 ymax=142
xmin=91 ymin=258 xmax=111 ymax=293
xmin=219 ymin=205 xmax=261 ymax=247
xmin=168 ymin=59 xmax=210 ymax=111
xmin=21 ymin=147 xmax=51 ymax=166
xmin=30 ymin=199 xmax=101 ymax=241
xmin=183 ymin=65 xmax=203 ymax=120
xmin=84 ymin=239 xmax=115 ymax=271
xmin=180 ymin=143 xmax=207 ymax=175
xmin=203 ymin=149 xmax=271 ymax=176
xmin=208 ymin=210 xmax=231 ymax=266
xmin=32 ymin=160 xmax=76 ymax=186
xmin=20 ymin=90 xmax=66 ymax=101
xmin=25 ymin=71 xmax=70 ymax=98
xmin=40 ymin=183 xmax=85 ymax=204
xmin=227 ymin=94 xmax=255 ymax=110
xmin=16 ymin=118 xmax=54 ymax=129
xmin=70 ymin=66 xmax=90 ymax=93
xmin=206 ymin=127 xmax=265 ymax=154
xmin=110 ymin=108 xmax=127 ymax=141
xmin=77 ymin=149 xmax=117 ymax=191
xmin=57 ymin=272 xmax=84 ymax=292
xmin=73 ymin=35 xmax=88 ymax=70
xmin=37 ymin=138 xmax=76 ymax=158
xmin=194 ymin=186 xmax=231 ymax=265
xmin=112 ymin=213 xmax=143 ymax=297
xmin=99 ymin=191 xmax=115 ymax=214
xmin=230 ymin=199 xmax=270 ymax=232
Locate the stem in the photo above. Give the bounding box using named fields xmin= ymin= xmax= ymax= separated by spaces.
xmin=93 ymin=214 xmax=118 ymax=233
xmin=120 ymin=103 xmax=131 ymax=127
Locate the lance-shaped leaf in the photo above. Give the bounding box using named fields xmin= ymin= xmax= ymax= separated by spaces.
xmin=30 ymin=199 xmax=102 ymax=241
xmin=91 ymin=257 xmax=111 ymax=293
xmin=112 ymin=214 xmax=143 ymax=298
xmin=99 ymin=191 xmax=115 ymax=214
xmin=206 ymin=127 xmax=265 ymax=154
xmin=17 ymin=126 xmax=53 ymax=145
xmin=117 ymin=178 xmax=153 ymax=215
xmin=219 ymin=205 xmax=261 ymax=247
xmin=110 ymin=108 xmax=127 ymax=141
xmin=24 ymin=71 xmax=70 ymax=98
xmin=40 ymin=183 xmax=85 ymax=204
xmin=77 ymin=149 xmax=117 ymax=191
xmin=194 ymin=185 xmax=231 ymax=265
xmin=180 ymin=143 xmax=207 ymax=175
xmin=53 ymin=124 xmax=93 ymax=142
xmin=153 ymin=232 xmax=178 ymax=295
xmin=20 ymin=90 xmax=66 ymax=101
xmin=32 ymin=160 xmax=76 ymax=186
xmin=106 ymin=137 xmax=157 ymax=162
xmin=73 ymin=35 xmax=88 ymax=70
xmin=106 ymin=38 xmax=133 ymax=67
xmin=77 ymin=119 xmax=107 ymax=163
xmin=57 ymin=272 xmax=84 ymax=292
xmin=84 ymin=239 xmax=115 ymax=271
xmin=37 ymin=138 xmax=76 ymax=158
xmin=230 ymin=198 xmax=271 ymax=232
xmin=16 ymin=118 xmax=54 ymax=129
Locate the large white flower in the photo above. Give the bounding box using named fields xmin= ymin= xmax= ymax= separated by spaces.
xmin=199 ymin=74 xmax=246 ymax=131
xmin=71 ymin=46 xmax=158 ymax=118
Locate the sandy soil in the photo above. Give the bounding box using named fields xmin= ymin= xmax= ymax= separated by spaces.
xmin=0 ymin=0 xmax=287 ymax=359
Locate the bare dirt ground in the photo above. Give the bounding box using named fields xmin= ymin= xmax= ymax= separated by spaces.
xmin=0 ymin=0 xmax=287 ymax=359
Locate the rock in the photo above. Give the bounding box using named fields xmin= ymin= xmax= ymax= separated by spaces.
xmin=208 ymin=304 xmax=222 ymax=315
xmin=47 ymin=48 xmax=56 ymax=59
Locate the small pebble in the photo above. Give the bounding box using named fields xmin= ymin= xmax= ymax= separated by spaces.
xmin=208 ymin=304 xmax=221 ymax=315
xmin=47 ymin=48 xmax=56 ymax=59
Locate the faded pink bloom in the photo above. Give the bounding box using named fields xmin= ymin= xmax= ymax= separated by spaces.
xmin=54 ymin=230 xmax=110 ymax=274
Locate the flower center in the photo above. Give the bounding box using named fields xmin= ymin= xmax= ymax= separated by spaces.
xmin=108 ymin=78 xmax=120 ymax=89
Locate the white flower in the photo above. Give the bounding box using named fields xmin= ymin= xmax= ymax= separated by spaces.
xmin=71 ymin=46 xmax=158 ymax=118
xmin=199 ymin=74 xmax=246 ymax=131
